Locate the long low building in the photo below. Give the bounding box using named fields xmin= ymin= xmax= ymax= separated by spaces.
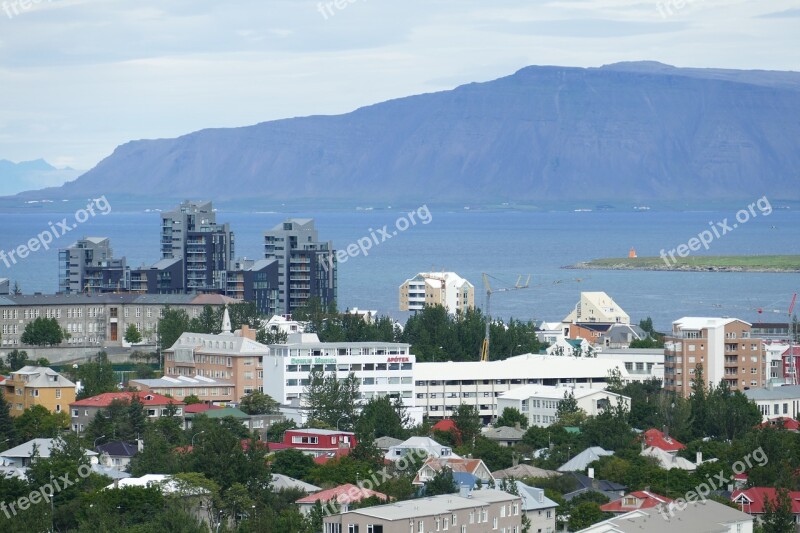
xmin=414 ymin=354 xmax=633 ymax=422
xmin=497 ymin=384 xmax=630 ymax=427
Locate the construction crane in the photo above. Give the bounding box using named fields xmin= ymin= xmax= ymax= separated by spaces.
xmin=480 ymin=273 xmax=530 ymax=362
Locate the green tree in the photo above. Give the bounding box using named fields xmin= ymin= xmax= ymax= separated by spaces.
xmin=556 ymin=390 xmax=588 ymax=426
xmin=20 ymin=316 xmax=65 ymax=346
xmin=266 ymin=419 xmax=297 ymax=442
xmin=123 ymin=323 xmax=142 ymax=344
xmin=689 ymin=365 xmax=708 ymax=439
xmin=14 ymin=404 xmax=69 ymax=440
xmin=158 ymin=307 xmax=191 ymax=352
xmin=495 ymin=407 xmax=528 ymax=429
xmin=188 ymin=305 xmax=221 ymax=334
xmin=425 ymin=466 xmax=458 ymax=496
xmin=0 ymin=392 xmax=18 ymax=447
xmin=183 ymin=394 xmax=203 ymax=405
xmin=239 ymin=391 xmax=280 ymax=415
xmin=762 ymin=488 xmax=795 ymax=533
xmin=257 ymin=328 xmax=289 ymax=345
xmin=452 ymin=403 xmax=482 ymax=445
xmin=302 ymin=369 xmax=360 ymax=430
xmin=76 ymin=351 xmax=117 ymax=399
xmin=271 ymin=448 xmax=316 ymax=481
xmin=355 ymin=395 xmax=409 ymax=441
xmin=4 ymin=349 xmax=30 ymax=371
xmin=567 ymin=501 xmax=607 ymax=531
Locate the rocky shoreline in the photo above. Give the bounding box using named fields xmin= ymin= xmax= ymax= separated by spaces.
xmin=564 ymin=262 xmax=800 ymax=273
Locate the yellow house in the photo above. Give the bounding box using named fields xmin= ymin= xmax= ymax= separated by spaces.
xmin=2 ymin=366 xmax=76 ymax=416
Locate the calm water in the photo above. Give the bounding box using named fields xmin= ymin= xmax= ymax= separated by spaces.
xmin=1 ymin=205 xmax=798 ymax=331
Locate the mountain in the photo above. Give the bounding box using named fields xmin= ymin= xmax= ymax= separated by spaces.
xmin=0 ymin=159 xmax=81 ymax=196
xmin=14 ymin=62 xmax=800 ymax=205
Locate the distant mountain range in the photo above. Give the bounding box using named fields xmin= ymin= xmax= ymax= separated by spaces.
xmin=0 ymin=159 xmax=81 ymax=196
xmin=12 ymin=62 xmax=800 ymax=205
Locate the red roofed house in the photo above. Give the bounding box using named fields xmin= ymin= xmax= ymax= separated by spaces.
xmin=641 ymin=428 xmax=686 ymax=454
xmin=413 ymin=457 xmax=495 ymax=486
xmin=732 ymin=487 xmax=800 ymax=524
xmin=269 ymin=429 xmax=358 ymax=458
xmin=70 ymin=392 xmax=184 ymax=434
xmin=296 ymin=483 xmax=388 ymax=516
xmin=183 ymin=403 xmax=224 ymax=415
xmin=757 ymin=417 xmax=800 ymax=431
xmin=432 ymin=419 xmax=462 ymax=445
xmin=600 ymin=491 xmax=673 ymax=514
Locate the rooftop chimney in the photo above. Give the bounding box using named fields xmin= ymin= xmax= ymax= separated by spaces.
xmin=239 ymin=324 xmax=256 ymax=341
xmin=696 ymin=451 xmax=703 ymax=465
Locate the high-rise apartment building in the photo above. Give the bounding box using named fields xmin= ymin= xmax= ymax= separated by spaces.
xmin=263 ymin=219 xmax=336 ymax=315
xmin=664 ymin=317 xmax=767 ymax=397
xmin=58 ymin=237 xmax=128 ymax=294
xmin=398 ymin=272 xmax=474 ymax=315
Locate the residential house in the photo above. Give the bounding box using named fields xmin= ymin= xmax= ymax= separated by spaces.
xmin=640 ymin=447 xmax=697 ymax=471
xmin=562 ymin=471 xmax=626 ymax=502
xmin=296 ymin=483 xmax=388 ymax=516
xmin=413 ymin=457 xmax=494 ymax=486
xmin=270 ymin=473 xmax=321 ymax=493
xmin=744 ymin=385 xmax=800 ymax=421
xmin=373 ymin=436 xmax=403 ymax=453
xmin=129 ymin=375 xmax=236 ymax=405
xmin=492 ymin=464 xmax=560 ymax=480
xmin=558 ymin=448 xmax=615 ymax=473
xmin=183 ymin=407 xmax=283 ymax=439
xmin=516 ymin=481 xmax=558 ymax=533
xmin=640 ymin=428 xmax=686 ymax=454
xmin=0 ymin=438 xmax=98 ymax=468
xmin=1 ymin=366 xmax=75 ymax=416
xmin=579 ymin=499 xmax=753 ymax=532
xmin=600 ymin=491 xmax=672 ymax=514
xmin=323 ymin=488 xmax=523 ymax=533
xmin=483 ymin=426 xmax=525 ymax=447
xmin=268 ymin=429 xmax=358 ymax=458
xmin=399 ymin=271 xmax=475 ymax=315
xmin=96 ymin=441 xmax=139 ymax=471
xmin=385 ymin=436 xmax=458 ymax=462
xmin=69 ymin=391 xmax=184 ymax=434
xmin=732 ymin=487 xmax=800 ymax=527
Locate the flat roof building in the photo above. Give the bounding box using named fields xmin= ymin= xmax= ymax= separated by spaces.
xmin=399 ymin=272 xmax=475 ymax=315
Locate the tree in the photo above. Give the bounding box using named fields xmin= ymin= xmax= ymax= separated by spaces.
xmin=496 ymin=407 xmax=528 ymax=429
xmin=5 ymin=349 xmax=30 ymax=371
xmin=452 ymin=403 xmax=482 ymax=445
xmin=0 ymin=392 xmax=18 ymax=447
xmin=556 ymin=390 xmax=588 ymax=427
xmin=302 ymin=369 xmax=360 ymax=430
xmin=124 ymin=323 xmax=142 ymax=344
xmin=266 ymin=419 xmax=297 ymax=442
xmin=158 ymin=307 xmax=191 ymax=352
xmin=183 ymin=394 xmax=203 ymax=405
xmin=425 ymin=466 xmax=457 ymax=496
xmin=762 ymin=488 xmax=795 ymax=533
xmin=20 ymin=317 xmax=65 ymax=346
xmin=689 ymin=365 xmax=708 ymax=439
xmin=14 ymin=404 xmax=69 ymax=440
xmin=355 ymin=395 xmax=409 ymax=441
xmin=271 ymin=448 xmax=316 ymax=481
xmin=188 ymin=305 xmax=221 ymax=334
xmin=76 ymin=351 xmax=117 ymax=399
xmin=567 ymin=501 xmax=607 ymax=531
xmin=257 ymin=328 xmax=289 ymax=345
xmin=239 ymin=391 xmax=279 ymax=415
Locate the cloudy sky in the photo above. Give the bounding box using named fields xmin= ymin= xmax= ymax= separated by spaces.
xmin=0 ymin=0 xmax=798 ymax=173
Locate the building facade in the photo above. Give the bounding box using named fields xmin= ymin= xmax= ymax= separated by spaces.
xmin=399 ymin=271 xmax=475 ymax=314
xmin=263 ymin=219 xmax=336 ymax=315
xmin=414 ymin=354 xmax=630 ymax=423
xmin=497 ymin=385 xmax=630 ymax=427
xmin=58 ymin=237 xmax=128 ymax=294
xmin=1 ymin=366 xmax=75 ymax=416
xmin=664 ymin=317 xmax=767 ymax=397
xmin=0 ymin=293 xmax=235 ymax=350
xmin=130 ymin=375 xmax=236 ymax=404
xmin=264 ymin=333 xmax=419 ymax=422
xmin=69 ymin=391 xmax=184 ymax=434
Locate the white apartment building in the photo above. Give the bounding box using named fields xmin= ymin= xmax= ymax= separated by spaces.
xmin=562 ymin=291 xmax=630 ymax=325
xmin=744 ymin=385 xmax=800 ymax=421
xmin=596 ymin=348 xmax=665 ymax=382
xmin=399 ymin=272 xmax=474 ymax=315
xmin=264 ymin=333 xmax=421 ymax=423
xmin=414 ymin=354 xmax=631 ymax=423
xmin=497 ymin=384 xmax=630 ymax=427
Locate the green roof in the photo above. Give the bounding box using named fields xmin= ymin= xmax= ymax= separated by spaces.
xmin=563 ymin=427 xmax=582 ymax=434
xmin=187 ymin=407 xmax=249 ymax=419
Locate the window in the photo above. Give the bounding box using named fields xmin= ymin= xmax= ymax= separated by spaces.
xmin=348 ymin=525 xmax=359 ymax=533
xmin=56 ymin=389 xmax=61 ymax=399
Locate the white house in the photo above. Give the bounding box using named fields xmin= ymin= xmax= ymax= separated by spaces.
xmin=385 ymin=436 xmax=459 ymax=462
xmin=497 ymin=384 xmax=630 ymax=428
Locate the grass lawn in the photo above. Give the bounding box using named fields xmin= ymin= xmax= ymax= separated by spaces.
xmin=581 ymin=255 xmax=800 ymax=270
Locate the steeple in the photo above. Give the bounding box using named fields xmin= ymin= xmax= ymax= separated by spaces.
xmin=221 ymin=305 xmax=233 ymax=336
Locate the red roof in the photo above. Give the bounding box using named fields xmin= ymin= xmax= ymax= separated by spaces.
xmin=295 ymin=483 xmax=387 ymax=505
xmin=183 ymin=404 xmax=225 ymax=414
xmin=782 ymin=347 xmax=800 ymax=357
xmin=642 ymin=429 xmax=686 ymax=452
xmin=732 ymin=488 xmax=800 ymax=514
xmin=432 ymin=419 xmax=458 ymax=432
xmin=313 ymin=448 xmax=352 ymax=465
xmin=601 ymin=491 xmax=672 ymax=513
xmin=70 ymin=391 xmax=183 ymax=407
xmin=757 ymin=417 xmax=800 ymax=431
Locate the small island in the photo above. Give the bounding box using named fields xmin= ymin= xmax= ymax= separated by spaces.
xmin=566 ymin=255 xmax=800 ymax=273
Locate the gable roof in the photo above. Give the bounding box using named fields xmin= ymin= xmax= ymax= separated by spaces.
xmin=96 ymin=441 xmax=138 ymax=458
xmin=558 ymin=447 xmax=614 ymax=472
xmin=0 ymin=438 xmax=97 ymax=460
xmin=641 ymin=446 xmax=696 ymax=471
xmin=492 ymin=464 xmax=561 ymax=479
xmin=757 ymin=417 xmax=800 ymax=431
xmin=10 ymin=366 xmax=75 ymax=388
xmin=483 ymin=426 xmax=525 ymax=441
xmin=296 ymin=483 xmax=387 ymax=505
xmin=515 ymin=481 xmax=559 ymax=512
xmin=373 ymin=436 xmax=404 ymax=450
xmin=642 ymin=428 xmax=686 ymax=452
xmin=600 ymin=491 xmax=672 ymax=513
xmin=271 ymin=473 xmax=321 ymax=493
xmin=71 ymin=391 xmax=183 ymax=408
xmin=732 ymin=487 xmax=800 ymax=514
xmin=386 ymin=436 xmax=459 ymax=459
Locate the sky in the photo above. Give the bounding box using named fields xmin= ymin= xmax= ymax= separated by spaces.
xmin=0 ymin=0 xmax=798 ymax=174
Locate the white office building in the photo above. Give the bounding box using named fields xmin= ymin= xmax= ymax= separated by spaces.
xmin=264 ymin=333 xmax=421 ymax=423
xmin=414 ymin=354 xmax=631 ymax=422
xmin=497 ymin=384 xmax=630 ymax=427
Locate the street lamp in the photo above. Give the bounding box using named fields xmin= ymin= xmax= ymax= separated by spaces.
xmin=94 ymin=435 xmax=106 ymax=450
xmin=336 ymin=417 xmax=346 ymax=431
xmin=192 ymin=431 xmax=205 ymax=447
